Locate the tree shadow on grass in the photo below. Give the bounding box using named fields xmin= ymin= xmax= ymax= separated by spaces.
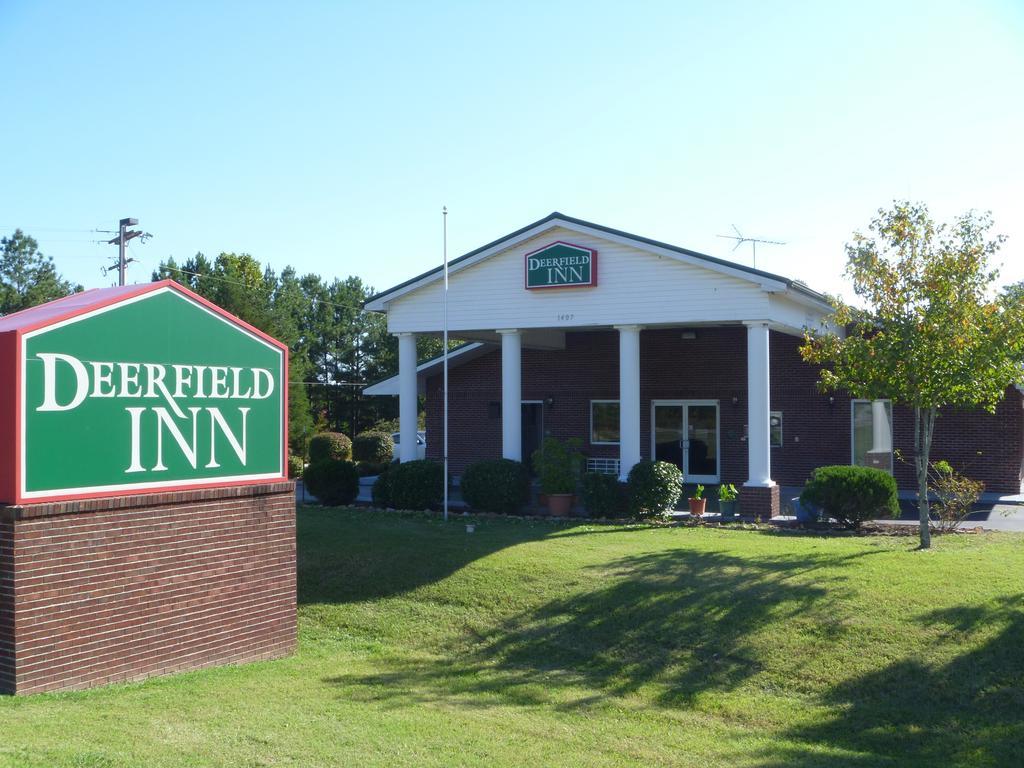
xmin=757 ymin=595 xmax=1024 ymax=768
xmin=324 ymin=545 xmax=876 ymax=709
xmin=296 ymin=506 xmax=584 ymax=605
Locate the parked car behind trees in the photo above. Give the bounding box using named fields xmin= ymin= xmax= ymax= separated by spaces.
xmin=391 ymin=431 xmax=426 ymax=461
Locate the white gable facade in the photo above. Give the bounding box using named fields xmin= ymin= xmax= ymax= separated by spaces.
xmin=366 ymin=213 xmax=839 ymax=518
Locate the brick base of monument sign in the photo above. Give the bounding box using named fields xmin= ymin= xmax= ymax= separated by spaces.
xmin=740 ymin=484 xmax=780 ymax=521
xmin=0 ymin=482 xmax=296 ymax=695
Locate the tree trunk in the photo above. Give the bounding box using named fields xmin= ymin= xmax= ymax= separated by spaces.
xmin=914 ymin=406 xmax=936 ymax=549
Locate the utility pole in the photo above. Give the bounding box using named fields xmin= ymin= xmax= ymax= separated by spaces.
xmin=105 ymin=218 xmax=150 ymax=286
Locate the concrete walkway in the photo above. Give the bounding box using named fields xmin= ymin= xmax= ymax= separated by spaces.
xmin=776 ymin=487 xmax=1024 ymax=532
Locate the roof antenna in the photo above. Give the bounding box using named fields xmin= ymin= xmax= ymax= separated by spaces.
xmin=717 ymin=225 xmax=785 ymax=269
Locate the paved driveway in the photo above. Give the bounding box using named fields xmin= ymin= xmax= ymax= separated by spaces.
xmin=874 ymin=503 xmax=1024 ymax=532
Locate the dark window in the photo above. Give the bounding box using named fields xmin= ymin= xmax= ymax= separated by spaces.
xmin=590 ymin=401 xmax=620 ymax=444
xmin=770 ymin=411 xmax=783 ymax=447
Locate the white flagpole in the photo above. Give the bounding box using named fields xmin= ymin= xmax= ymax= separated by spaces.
xmin=443 ymin=206 xmax=449 ymax=522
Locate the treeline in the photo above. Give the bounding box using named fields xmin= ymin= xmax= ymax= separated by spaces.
xmin=1 ymin=230 xmax=82 ymax=314
xmin=0 ymin=228 xmax=441 ymax=456
xmin=152 ymin=252 xmax=438 ymax=453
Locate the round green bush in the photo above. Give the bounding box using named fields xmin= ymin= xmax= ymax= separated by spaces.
xmin=627 ymin=460 xmax=683 ymax=518
xmin=461 ymin=459 xmax=530 ymax=514
xmin=800 ymin=465 xmax=898 ymax=529
xmin=372 ymin=465 xmax=392 ymax=507
xmin=308 ymin=432 xmax=352 ymax=463
xmin=303 ymin=459 xmax=359 ymax=506
xmin=581 ymin=472 xmax=628 ymax=518
xmin=387 ymin=460 xmax=445 ymax=510
xmin=353 ymin=430 xmax=394 ymax=464
xmin=287 ymin=454 xmax=305 ymax=479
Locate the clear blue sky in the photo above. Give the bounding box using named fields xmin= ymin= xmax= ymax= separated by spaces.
xmin=2 ymin=1 xmax=1022 ymax=301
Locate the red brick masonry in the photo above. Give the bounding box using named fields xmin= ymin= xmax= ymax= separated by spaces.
xmin=0 ymin=481 xmax=296 ymax=695
xmin=425 ymin=328 xmax=1024 ymax=493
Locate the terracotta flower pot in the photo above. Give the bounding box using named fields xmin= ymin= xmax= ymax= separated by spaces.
xmin=547 ymin=493 xmax=574 ymax=517
xmin=688 ymin=497 xmax=707 ymax=516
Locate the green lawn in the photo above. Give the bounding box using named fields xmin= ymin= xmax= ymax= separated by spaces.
xmin=2 ymin=508 xmax=1023 ymax=767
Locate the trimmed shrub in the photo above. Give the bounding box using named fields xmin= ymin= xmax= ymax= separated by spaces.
xmin=353 ymin=431 xmax=394 ymax=464
xmin=627 ymin=460 xmax=683 ymax=518
xmin=371 ymin=465 xmax=392 ymax=507
xmin=287 ymin=454 xmax=305 ymax=479
xmin=461 ymin=459 xmax=530 ymax=514
xmin=800 ymin=465 xmax=898 ymax=529
xmin=308 ymin=432 xmax=352 ymax=463
xmin=387 ymin=460 xmax=445 ymax=510
xmin=303 ymin=459 xmax=359 ymax=506
xmin=356 ymin=460 xmax=390 ymax=478
xmin=581 ymin=472 xmax=628 ymax=518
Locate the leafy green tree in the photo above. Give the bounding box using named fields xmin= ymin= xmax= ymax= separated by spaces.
xmin=801 ymin=202 xmax=1024 ymax=548
xmin=0 ymin=229 xmax=81 ymax=315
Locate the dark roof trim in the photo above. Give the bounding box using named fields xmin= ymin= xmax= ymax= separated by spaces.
xmin=364 ymin=211 xmax=831 ymax=308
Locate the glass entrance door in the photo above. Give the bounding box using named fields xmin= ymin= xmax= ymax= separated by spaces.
xmin=651 ymin=401 xmax=720 ymax=483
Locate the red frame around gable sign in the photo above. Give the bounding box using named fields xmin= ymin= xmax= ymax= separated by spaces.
xmin=523 ymin=241 xmax=598 ymax=290
xmin=1 ymin=280 xmax=289 ymax=505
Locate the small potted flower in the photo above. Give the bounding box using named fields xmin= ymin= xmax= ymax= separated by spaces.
xmin=688 ymin=484 xmax=706 ymax=517
xmin=718 ymin=483 xmax=739 ymax=521
xmin=531 ymin=437 xmax=584 ymax=516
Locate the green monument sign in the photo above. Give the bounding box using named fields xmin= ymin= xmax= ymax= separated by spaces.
xmin=0 ymin=281 xmax=287 ymax=504
xmin=524 ymin=241 xmax=598 ymax=289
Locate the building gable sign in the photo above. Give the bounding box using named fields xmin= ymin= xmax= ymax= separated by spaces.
xmin=1 ymin=283 xmax=287 ymax=504
xmin=524 ymin=241 xmax=597 ymax=290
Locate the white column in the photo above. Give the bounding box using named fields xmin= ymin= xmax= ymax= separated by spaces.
xmin=744 ymin=321 xmax=774 ymax=487
xmin=497 ymin=329 xmax=522 ymax=461
xmin=616 ymin=325 xmax=642 ymax=481
xmin=397 ymin=332 xmax=419 ymax=463
xmin=870 ymin=399 xmax=892 ymax=453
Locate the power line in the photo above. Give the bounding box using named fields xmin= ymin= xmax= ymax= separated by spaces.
xmin=0 ymin=225 xmax=103 ymax=233
xmin=23 ymin=238 xmax=107 ymax=244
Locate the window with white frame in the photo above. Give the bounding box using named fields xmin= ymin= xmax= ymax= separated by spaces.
xmin=590 ymin=400 xmax=620 ymax=444
xmin=851 ymin=399 xmax=893 ymax=472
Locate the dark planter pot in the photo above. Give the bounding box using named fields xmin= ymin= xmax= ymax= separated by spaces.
xmin=793 ymin=499 xmax=821 ymax=524
xmin=688 ymin=497 xmax=707 ymax=516
xmin=718 ymin=499 xmax=738 ymax=521
xmin=547 ymin=493 xmax=574 ymax=517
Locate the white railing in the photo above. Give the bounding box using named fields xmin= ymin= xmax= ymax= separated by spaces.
xmin=586 ymin=457 xmax=621 ymax=476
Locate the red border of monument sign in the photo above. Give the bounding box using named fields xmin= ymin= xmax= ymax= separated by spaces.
xmin=523 ymin=241 xmax=598 ymax=290
xmin=7 ymin=280 xmax=289 ymax=505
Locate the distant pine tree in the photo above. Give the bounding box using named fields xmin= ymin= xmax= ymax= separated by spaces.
xmin=0 ymin=229 xmax=81 ymax=315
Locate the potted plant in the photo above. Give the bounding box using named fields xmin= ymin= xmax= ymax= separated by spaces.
xmin=531 ymin=437 xmax=584 ymax=516
xmin=688 ymin=484 xmax=706 ymax=517
xmin=717 ymin=483 xmax=739 ymax=521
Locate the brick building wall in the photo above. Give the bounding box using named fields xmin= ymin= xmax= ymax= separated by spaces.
xmin=425 ymin=327 xmax=1023 ymax=493
xmin=0 ymin=518 xmax=13 ymax=693
xmin=0 ymin=481 xmax=296 ymax=695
